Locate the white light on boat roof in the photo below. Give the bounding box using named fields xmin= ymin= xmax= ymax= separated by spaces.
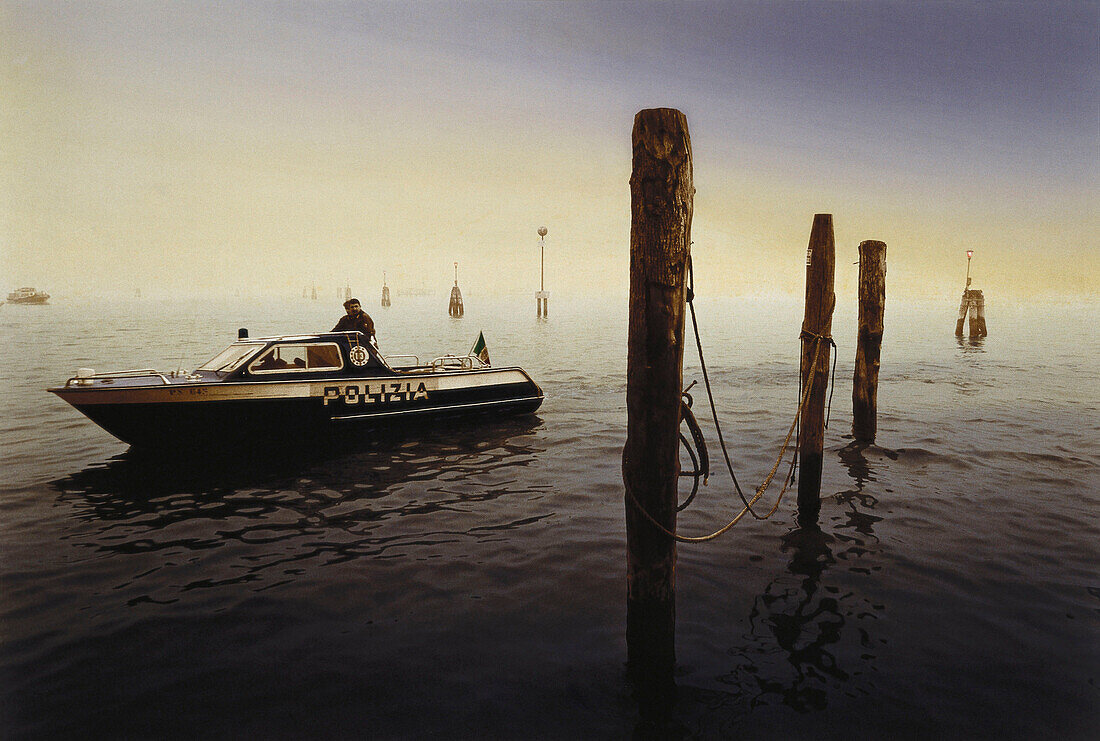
xmin=245 ymin=334 xmax=320 ymax=342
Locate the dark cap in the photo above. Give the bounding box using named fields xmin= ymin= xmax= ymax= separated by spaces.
xmin=343 ymin=298 xmax=361 ymax=308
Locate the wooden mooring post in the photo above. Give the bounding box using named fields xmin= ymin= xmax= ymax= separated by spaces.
xmin=797 ymin=214 xmax=836 ymax=523
xmin=853 ymin=240 xmax=886 ymax=443
xmin=622 ymin=108 xmax=692 ymax=705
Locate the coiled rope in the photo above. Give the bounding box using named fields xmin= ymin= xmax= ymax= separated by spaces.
xmin=626 ymin=261 xmax=833 ymax=543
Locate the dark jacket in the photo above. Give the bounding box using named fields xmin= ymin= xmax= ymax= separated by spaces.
xmin=332 ymin=311 xmax=375 ymax=341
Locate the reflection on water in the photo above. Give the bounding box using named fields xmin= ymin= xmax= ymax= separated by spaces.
xmin=50 ymin=417 xmax=549 ymax=602
xmin=710 ymin=443 xmax=886 ymax=718
xmin=956 ymin=335 xmax=986 ymax=353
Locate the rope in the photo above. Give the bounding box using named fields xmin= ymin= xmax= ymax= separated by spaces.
xmin=801 ymin=329 xmax=838 ymax=429
xmin=626 ymin=335 xmax=824 ymax=543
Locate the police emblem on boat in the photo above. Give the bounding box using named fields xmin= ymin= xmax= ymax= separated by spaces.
xmin=348 ymin=345 xmax=369 ymax=366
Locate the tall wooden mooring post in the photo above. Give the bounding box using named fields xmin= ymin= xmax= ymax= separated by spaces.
xmin=853 ymin=240 xmax=886 ymax=443
xmin=622 ymin=108 xmax=692 ymax=708
xmin=381 ymin=272 xmax=391 ymax=307
xmin=797 ymin=214 xmax=836 ymax=524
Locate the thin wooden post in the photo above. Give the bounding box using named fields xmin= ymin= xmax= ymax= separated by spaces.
xmin=622 ymin=108 xmax=692 ymax=702
xmin=954 ymin=292 xmax=969 ymax=336
xmin=970 ymin=290 xmax=987 ymax=337
xmin=853 ymin=240 xmax=886 ymax=443
xmin=797 ymin=214 xmax=836 ymax=522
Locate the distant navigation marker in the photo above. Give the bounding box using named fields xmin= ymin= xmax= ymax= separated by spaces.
xmin=449 ymin=262 xmax=464 ymax=317
xmin=381 ymin=271 xmax=391 ymax=307
xmin=536 ymin=226 xmax=549 ymax=319
xmin=955 ymin=249 xmax=988 ymax=338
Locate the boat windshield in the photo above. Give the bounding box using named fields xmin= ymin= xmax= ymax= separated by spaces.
xmin=197 ymin=343 xmax=265 ymax=373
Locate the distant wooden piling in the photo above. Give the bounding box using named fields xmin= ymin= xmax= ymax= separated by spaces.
xmin=853 ymin=240 xmax=886 ymax=443
xmin=970 ymin=290 xmax=987 ymax=337
xmin=448 ymin=262 xmax=464 ymax=317
xmin=536 ymin=227 xmax=549 ymax=319
xmin=955 ymin=289 xmax=987 ymax=338
xmin=622 ymin=108 xmax=692 ymax=702
xmin=797 ymin=214 xmax=836 ymax=522
xmin=954 ymin=293 xmax=968 ymax=335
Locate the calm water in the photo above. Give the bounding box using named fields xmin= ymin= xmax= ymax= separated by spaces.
xmin=1 ymin=294 xmax=1097 ymax=739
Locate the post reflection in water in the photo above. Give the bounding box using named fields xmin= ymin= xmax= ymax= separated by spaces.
xmin=50 ymin=418 xmax=549 ymax=603
xmin=717 ymin=441 xmax=887 ymax=718
xmin=956 ymin=335 xmax=986 ymax=353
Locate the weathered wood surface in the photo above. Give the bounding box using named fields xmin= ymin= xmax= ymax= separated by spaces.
xmin=622 ymin=108 xmax=693 ymax=696
xmin=853 ymin=240 xmax=886 ymax=443
xmin=955 ymin=289 xmax=988 ymax=337
xmin=969 ymin=290 xmax=988 ymax=337
xmin=797 ymin=214 xmax=836 ymax=521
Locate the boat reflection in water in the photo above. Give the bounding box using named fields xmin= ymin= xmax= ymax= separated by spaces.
xmin=49 ymin=329 xmax=543 ymax=449
xmin=52 ymin=415 xmax=549 ymax=578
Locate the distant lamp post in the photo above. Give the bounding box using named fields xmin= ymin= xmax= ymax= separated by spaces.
xmin=536 ymin=226 xmax=549 ymax=319
xmin=965 ymin=249 xmax=973 ymax=288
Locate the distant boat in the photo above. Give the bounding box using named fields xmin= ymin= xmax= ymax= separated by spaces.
xmin=7 ymin=287 xmax=50 ymax=304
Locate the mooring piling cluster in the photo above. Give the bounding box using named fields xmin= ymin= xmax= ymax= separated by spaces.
xmin=955 ymin=250 xmax=988 ymax=338
xmin=956 ymin=289 xmax=987 ymax=337
xmin=621 ymin=107 xmax=899 ymax=713
xmin=448 ymin=262 xmax=464 ymax=317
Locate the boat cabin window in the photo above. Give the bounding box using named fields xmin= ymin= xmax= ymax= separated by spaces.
xmin=197 ymin=342 xmax=265 ymax=373
xmin=249 ymin=342 xmax=344 ymax=374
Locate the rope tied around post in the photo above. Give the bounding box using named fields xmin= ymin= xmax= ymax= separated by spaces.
xmin=799 ymin=329 xmax=838 ymax=429
xmin=626 ymin=330 xmax=828 ymax=544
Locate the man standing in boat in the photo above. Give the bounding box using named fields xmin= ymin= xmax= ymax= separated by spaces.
xmin=332 ymin=298 xmax=376 ymax=346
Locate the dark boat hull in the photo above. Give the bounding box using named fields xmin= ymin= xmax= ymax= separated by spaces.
xmin=51 ymin=370 xmax=543 ymax=448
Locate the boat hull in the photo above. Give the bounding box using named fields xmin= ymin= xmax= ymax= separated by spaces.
xmin=50 ymin=369 xmax=543 ymax=448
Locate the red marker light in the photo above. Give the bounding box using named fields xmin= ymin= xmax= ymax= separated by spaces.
xmin=966 ymin=250 xmax=973 ymax=259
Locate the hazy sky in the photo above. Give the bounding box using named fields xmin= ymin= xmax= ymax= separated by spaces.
xmin=3 ymin=1 xmax=1098 ymax=299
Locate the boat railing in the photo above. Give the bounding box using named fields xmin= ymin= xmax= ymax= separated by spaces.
xmin=65 ymin=368 xmax=173 ymax=387
xmin=429 ymin=354 xmax=489 ymax=371
xmin=384 ymin=354 xmax=421 ymax=368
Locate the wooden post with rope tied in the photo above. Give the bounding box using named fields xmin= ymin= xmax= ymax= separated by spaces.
xmin=622 ymin=107 xmax=692 ymax=707
xmin=797 ymin=214 xmax=836 ymax=525
xmin=853 ymin=240 xmax=886 ymax=443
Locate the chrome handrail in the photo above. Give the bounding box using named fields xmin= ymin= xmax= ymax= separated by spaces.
xmin=428 ymin=354 xmax=488 ymax=371
xmin=384 ymin=354 xmax=420 ymax=367
xmin=65 ymin=369 xmax=172 ymax=386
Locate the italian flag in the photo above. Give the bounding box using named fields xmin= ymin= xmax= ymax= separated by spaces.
xmin=470 ymin=331 xmax=490 ymax=366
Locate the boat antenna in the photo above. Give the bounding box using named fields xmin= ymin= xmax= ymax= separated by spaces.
xmin=175 ymin=306 xmax=199 ymax=377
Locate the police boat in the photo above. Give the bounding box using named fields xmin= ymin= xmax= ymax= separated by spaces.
xmin=48 ymin=330 xmax=544 ymax=448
